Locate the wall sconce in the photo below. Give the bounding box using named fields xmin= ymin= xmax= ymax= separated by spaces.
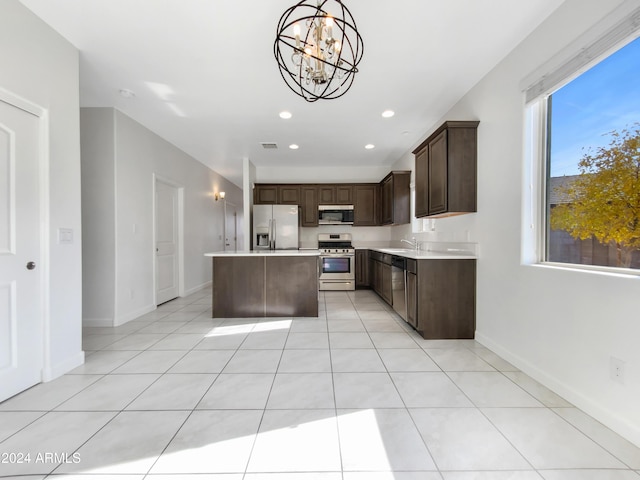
xmin=214 ymin=191 xmax=226 ymax=201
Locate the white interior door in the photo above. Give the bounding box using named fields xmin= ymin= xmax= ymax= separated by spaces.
xmin=224 ymin=202 xmax=237 ymax=251
xmin=0 ymin=99 xmax=43 ymax=401
xmin=155 ymin=180 xmax=179 ymax=305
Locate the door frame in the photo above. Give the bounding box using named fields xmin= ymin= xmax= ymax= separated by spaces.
xmin=224 ymin=200 xmax=238 ymax=251
xmin=0 ymin=86 xmax=51 ymax=382
xmin=152 ymin=174 xmax=185 ymax=303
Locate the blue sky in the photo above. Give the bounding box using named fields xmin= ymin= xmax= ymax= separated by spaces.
xmin=549 ymin=36 xmax=640 ymax=177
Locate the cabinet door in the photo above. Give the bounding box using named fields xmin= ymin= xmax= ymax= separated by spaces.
xmin=380 ymin=262 xmax=393 ymax=305
xmin=392 ymin=172 xmax=411 ymax=225
xmin=318 ymin=186 xmax=335 ymax=204
xmin=380 ymin=176 xmax=393 ymax=225
xmin=254 ymin=185 xmax=277 ymax=204
xmin=278 ymin=185 xmax=300 ymax=204
xmin=406 ymin=271 xmax=417 ymax=328
xmin=416 ymin=259 xmax=476 ymax=339
xmin=353 ymin=184 xmax=378 ymax=226
xmin=369 ymin=255 xmax=377 ymax=292
xmin=300 ymin=186 xmax=318 ymax=227
xmin=355 ymin=249 xmax=369 ymax=287
xmin=336 ymin=185 xmax=353 ymax=204
xmin=414 ymin=147 xmax=428 ymax=217
xmin=428 ymin=129 xmax=448 ymax=215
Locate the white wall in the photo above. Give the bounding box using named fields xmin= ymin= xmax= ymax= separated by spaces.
xmin=0 ymin=0 xmax=83 ymax=378
xmin=392 ymin=0 xmax=640 ymax=446
xmin=80 ymin=109 xmax=116 ymax=323
xmin=81 ymin=108 xmax=243 ymax=326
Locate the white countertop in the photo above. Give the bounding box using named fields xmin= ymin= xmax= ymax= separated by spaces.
xmin=367 ymin=247 xmax=477 ymax=260
xmin=205 ymin=249 xmax=320 ymax=257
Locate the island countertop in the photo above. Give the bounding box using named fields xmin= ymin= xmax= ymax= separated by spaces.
xmin=205 ymin=249 xmax=320 ymax=257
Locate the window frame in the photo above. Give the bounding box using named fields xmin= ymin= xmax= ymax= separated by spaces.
xmin=523 ymin=6 xmax=640 ymax=276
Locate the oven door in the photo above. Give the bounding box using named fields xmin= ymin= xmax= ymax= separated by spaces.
xmin=319 ymin=254 xmax=355 ymax=290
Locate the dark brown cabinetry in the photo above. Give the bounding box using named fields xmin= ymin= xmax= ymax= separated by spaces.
xmin=413 ymin=121 xmax=479 ymax=217
xmin=355 ymin=249 xmax=370 ymax=287
xmin=300 ymin=186 xmax=319 ymax=227
xmin=406 ymin=259 xmax=417 ymax=327
xmin=414 ymin=259 xmax=476 ymax=339
xmin=278 ymin=185 xmax=300 ymax=204
xmin=317 ymin=184 xmax=353 ymax=204
xmin=353 ymin=184 xmax=378 ymax=226
xmin=367 ymin=250 xmax=476 ymax=339
xmin=370 ymin=251 xmax=392 ymax=304
xmin=254 ymin=184 xmax=278 ymax=204
xmin=336 ymin=185 xmax=353 ymax=204
xmin=379 ymin=171 xmax=410 ymax=225
xmin=254 ymin=175 xmax=410 ymax=226
xmin=318 ymin=186 xmax=336 ymax=204
xmin=212 ymin=255 xmax=318 ymax=317
xmin=254 ymin=184 xmax=302 ymax=205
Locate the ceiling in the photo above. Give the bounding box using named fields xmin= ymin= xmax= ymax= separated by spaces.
xmin=20 ymin=0 xmax=565 ymax=187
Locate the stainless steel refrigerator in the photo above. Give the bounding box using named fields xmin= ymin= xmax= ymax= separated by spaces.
xmin=253 ymin=205 xmax=299 ymax=250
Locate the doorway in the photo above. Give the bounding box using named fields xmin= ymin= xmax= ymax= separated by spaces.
xmin=224 ymin=201 xmax=238 ymax=251
xmin=154 ymin=177 xmax=184 ymax=305
xmin=0 ymin=95 xmax=45 ymax=401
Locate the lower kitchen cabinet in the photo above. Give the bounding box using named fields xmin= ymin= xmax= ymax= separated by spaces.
xmin=370 ymin=251 xmax=392 ymax=304
xmin=406 ymin=259 xmax=417 ymax=328
xmin=355 ymin=249 xmax=370 ymax=288
xmin=368 ymin=252 xmax=476 ymax=339
xmin=212 ymin=255 xmax=318 ymax=317
xmin=415 ymin=259 xmax=476 ymax=339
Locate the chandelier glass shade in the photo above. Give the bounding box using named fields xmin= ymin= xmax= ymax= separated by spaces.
xmin=274 ymin=0 xmax=364 ymax=102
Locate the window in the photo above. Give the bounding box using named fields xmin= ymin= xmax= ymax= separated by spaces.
xmin=541 ymin=35 xmax=640 ymax=271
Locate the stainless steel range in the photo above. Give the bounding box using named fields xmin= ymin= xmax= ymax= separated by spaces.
xmin=318 ymin=233 xmax=355 ymax=291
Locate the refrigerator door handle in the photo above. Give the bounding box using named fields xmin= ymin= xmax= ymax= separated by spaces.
xmin=272 ymin=219 xmax=276 ymax=250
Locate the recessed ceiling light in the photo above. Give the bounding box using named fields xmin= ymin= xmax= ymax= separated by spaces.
xmin=279 ymin=111 xmax=293 ymax=119
xmin=365 ymin=144 xmax=375 ymax=149
xmin=119 ymin=88 xmax=136 ymax=98
xmin=289 ymin=144 xmax=299 ymax=150
xmin=381 ymin=110 xmax=395 ymax=118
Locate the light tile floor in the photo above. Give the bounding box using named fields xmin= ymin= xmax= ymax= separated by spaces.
xmin=1 ymin=289 xmax=639 ymax=479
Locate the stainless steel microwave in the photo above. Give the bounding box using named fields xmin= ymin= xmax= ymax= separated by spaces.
xmin=318 ymin=205 xmax=354 ymax=225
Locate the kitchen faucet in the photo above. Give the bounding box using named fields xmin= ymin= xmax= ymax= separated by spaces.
xmin=400 ymin=237 xmax=419 ymax=251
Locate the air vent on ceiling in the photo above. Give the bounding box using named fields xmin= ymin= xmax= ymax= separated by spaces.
xmin=261 ymin=142 xmax=278 ymax=149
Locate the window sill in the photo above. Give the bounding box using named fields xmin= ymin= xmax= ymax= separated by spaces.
xmin=530 ymin=261 xmax=640 ymax=279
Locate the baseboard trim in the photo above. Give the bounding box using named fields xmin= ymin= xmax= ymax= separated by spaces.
xmin=42 ymin=350 xmax=85 ymax=382
xmin=475 ymin=331 xmax=640 ymax=448
xmin=114 ymin=303 xmax=156 ymax=327
xmin=83 ymin=317 xmax=114 ymax=327
xmin=184 ymin=280 xmax=211 ymax=297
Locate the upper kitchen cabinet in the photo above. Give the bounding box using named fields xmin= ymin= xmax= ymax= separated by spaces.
xmin=413 ymin=121 xmax=479 ymax=217
xmin=300 ymin=186 xmax=319 ymax=227
xmin=278 ymin=185 xmax=300 ymax=204
xmin=336 ymin=185 xmax=353 ymax=204
xmin=317 ymin=184 xmax=353 ymax=205
xmin=353 ymin=184 xmax=378 ymax=226
xmin=254 ymin=184 xmax=278 ymax=204
xmin=379 ymin=171 xmax=410 ymax=225
xmin=254 ymin=184 xmax=301 ymax=205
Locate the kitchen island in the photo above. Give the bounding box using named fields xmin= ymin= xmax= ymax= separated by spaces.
xmin=204 ymin=250 xmax=320 ymax=318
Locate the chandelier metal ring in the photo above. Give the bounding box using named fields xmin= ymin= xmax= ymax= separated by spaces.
xmin=274 ymin=0 xmax=364 ymax=102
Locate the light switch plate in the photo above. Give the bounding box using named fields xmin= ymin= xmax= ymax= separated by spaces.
xmin=58 ymin=228 xmax=73 ymax=245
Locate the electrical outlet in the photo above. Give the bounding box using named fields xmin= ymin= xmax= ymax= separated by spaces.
xmin=610 ymin=356 xmax=625 ymax=384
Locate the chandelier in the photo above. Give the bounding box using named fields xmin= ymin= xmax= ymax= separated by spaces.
xmin=274 ymin=0 xmax=364 ymax=102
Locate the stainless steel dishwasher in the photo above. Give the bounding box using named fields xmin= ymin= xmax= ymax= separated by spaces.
xmin=391 ymin=255 xmax=407 ymax=322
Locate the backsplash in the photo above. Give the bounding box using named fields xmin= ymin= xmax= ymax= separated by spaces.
xmin=299 ymin=225 xmax=392 ymax=249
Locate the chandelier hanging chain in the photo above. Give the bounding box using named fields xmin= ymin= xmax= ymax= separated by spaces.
xmin=274 ymin=0 xmax=364 ymax=102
